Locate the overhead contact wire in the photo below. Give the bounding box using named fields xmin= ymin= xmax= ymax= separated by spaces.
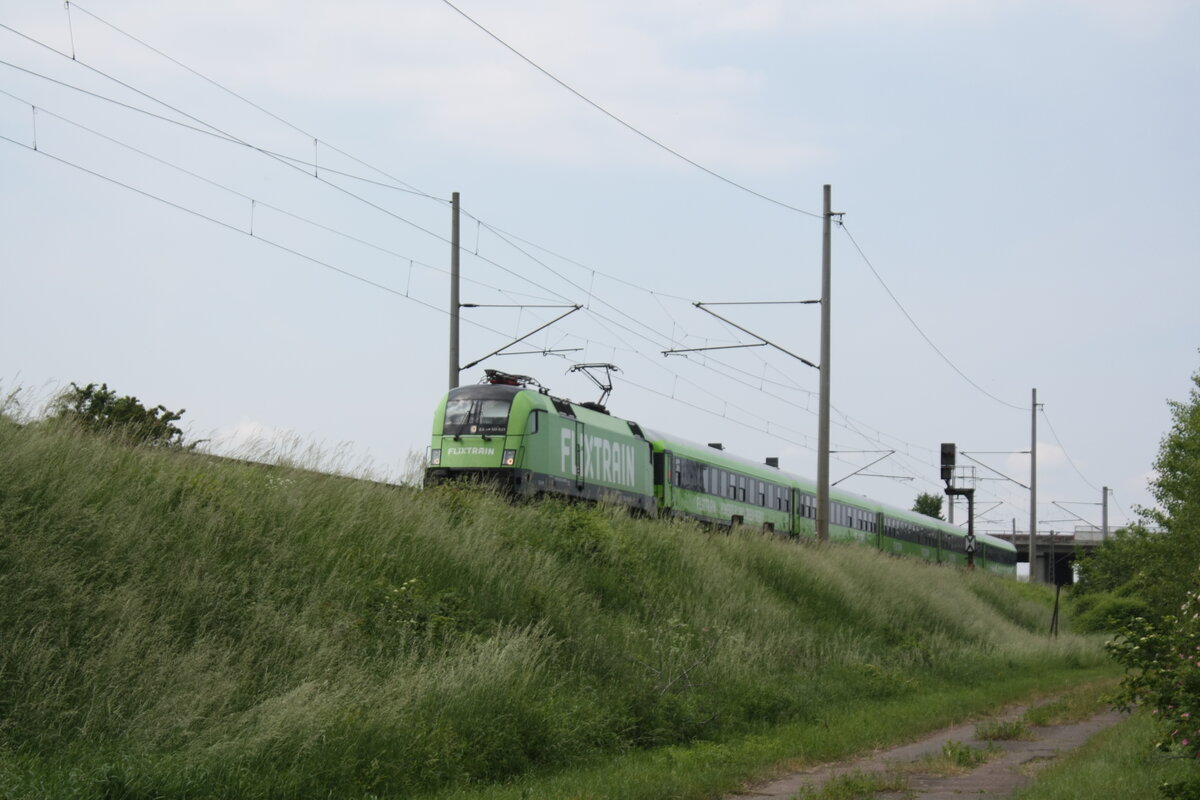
xmin=0 ymin=133 xmax=520 ymax=342
xmin=840 ymin=222 xmax=1027 ymax=412
xmin=67 ymin=2 xmax=439 ymax=202
xmin=438 ymin=0 xmax=820 ymax=219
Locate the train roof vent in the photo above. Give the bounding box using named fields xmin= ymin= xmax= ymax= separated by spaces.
xmin=708 ymin=442 xmax=724 ymax=450
xmin=765 ymin=457 xmax=779 ymax=468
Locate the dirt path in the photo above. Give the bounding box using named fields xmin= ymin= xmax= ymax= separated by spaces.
xmin=724 ymin=704 xmax=1126 ymax=799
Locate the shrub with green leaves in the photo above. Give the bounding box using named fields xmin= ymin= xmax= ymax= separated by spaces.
xmin=50 ymin=381 xmax=186 ymax=446
xmin=1108 ymin=586 xmax=1200 ymax=797
xmin=1073 ymin=594 xmax=1152 ymax=633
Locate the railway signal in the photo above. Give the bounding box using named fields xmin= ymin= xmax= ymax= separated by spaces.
xmin=941 ymin=441 xmax=975 ymax=569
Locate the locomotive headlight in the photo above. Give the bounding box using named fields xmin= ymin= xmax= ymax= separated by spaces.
xmin=502 ymin=449 xmax=517 ymax=467
xmin=430 ymin=448 xmax=442 ymax=466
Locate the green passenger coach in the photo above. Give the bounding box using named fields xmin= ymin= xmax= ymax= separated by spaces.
xmin=426 ymin=372 xmax=1017 ymax=578
xmin=648 ymin=432 xmax=798 ymax=534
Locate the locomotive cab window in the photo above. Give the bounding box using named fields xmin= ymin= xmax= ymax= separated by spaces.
xmin=443 ymin=397 xmax=512 ymax=436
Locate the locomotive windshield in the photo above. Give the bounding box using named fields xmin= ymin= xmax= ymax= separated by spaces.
xmin=441 ymin=385 xmax=517 ymax=436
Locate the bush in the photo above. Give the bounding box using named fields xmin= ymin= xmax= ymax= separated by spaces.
xmin=1073 ymin=594 xmax=1152 ymax=633
xmin=50 ymin=382 xmax=186 ymax=446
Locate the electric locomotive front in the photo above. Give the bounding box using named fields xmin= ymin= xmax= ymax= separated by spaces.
xmin=425 ymin=371 xmax=656 ymax=512
xmin=425 ymin=371 xmax=540 ymax=493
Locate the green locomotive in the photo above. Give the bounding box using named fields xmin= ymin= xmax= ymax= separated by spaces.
xmin=425 ymin=371 xmax=656 ymax=514
xmin=426 ymin=371 xmax=1017 ymax=577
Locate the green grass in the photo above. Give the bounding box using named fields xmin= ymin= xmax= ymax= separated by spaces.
xmin=1012 ymin=712 xmax=1200 ymax=800
xmin=0 ymin=416 xmax=1115 ymax=799
xmin=975 ymin=719 xmax=1033 ymax=742
xmin=935 ymin=739 xmax=997 ymax=769
xmin=791 ymin=770 xmax=911 ymax=800
xmin=1021 ymin=677 xmax=1120 ymax=727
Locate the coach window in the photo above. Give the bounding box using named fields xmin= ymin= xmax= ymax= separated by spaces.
xmin=757 ymin=482 xmax=767 ymax=507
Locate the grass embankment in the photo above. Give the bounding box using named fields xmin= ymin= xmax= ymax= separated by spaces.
xmin=0 ymin=418 xmax=1112 ymax=799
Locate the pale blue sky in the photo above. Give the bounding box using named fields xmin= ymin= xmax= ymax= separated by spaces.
xmin=2 ymin=0 xmax=1197 ymax=535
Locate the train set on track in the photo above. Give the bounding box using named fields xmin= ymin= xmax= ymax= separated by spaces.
xmin=425 ymin=370 xmax=1017 ymax=577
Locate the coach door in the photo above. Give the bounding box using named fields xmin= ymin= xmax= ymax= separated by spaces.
xmin=655 ymin=450 xmax=673 ymax=507
xmin=574 ymin=420 xmax=586 ymax=492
